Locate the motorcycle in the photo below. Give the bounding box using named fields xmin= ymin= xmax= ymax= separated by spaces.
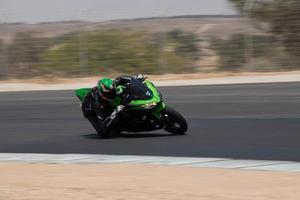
xmin=75 ymin=78 xmax=188 ymax=138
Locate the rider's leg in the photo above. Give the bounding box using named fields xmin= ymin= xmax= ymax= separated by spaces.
xmin=103 ymin=93 xmax=132 ymax=128
xmin=103 ymin=105 xmax=125 ymax=129
xmin=81 ymin=93 xmax=104 ymax=133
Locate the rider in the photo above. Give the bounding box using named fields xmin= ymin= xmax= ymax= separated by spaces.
xmin=81 ymin=74 xmax=145 ymax=135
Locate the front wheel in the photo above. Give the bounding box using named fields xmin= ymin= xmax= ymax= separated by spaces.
xmin=162 ymin=107 xmax=188 ymax=135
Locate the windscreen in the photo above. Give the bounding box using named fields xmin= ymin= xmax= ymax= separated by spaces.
xmin=127 ymin=79 xmax=152 ymax=100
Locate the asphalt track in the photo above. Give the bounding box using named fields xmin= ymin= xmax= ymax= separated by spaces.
xmin=0 ymin=82 xmax=300 ymax=161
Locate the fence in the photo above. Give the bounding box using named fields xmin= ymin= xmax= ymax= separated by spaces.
xmin=0 ymin=1 xmax=299 ymax=79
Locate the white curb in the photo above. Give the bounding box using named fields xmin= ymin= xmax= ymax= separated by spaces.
xmin=0 ymin=153 xmax=299 ymax=172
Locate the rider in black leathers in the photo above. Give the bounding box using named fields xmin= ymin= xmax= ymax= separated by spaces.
xmin=81 ymin=75 xmax=145 ymax=135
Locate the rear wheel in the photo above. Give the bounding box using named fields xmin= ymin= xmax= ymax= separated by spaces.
xmin=163 ymin=107 xmax=188 ymax=135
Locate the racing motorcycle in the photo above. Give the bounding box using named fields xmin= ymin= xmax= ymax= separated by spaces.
xmin=75 ymin=78 xmax=188 ymax=137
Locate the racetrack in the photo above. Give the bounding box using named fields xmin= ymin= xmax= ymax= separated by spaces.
xmin=0 ymin=82 xmax=300 ymax=161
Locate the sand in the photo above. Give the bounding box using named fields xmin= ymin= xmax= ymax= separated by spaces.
xmin=0 ymin=162 xmax=299 ymax=200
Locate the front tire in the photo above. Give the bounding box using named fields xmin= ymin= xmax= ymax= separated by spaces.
xmin=163 ymin=107 xmax=188 ymax=135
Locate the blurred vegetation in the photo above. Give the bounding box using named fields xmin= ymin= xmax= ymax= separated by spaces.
xmin=3 ymin=29 xmax=200 ymax=78
xmin=7 ymin=32 xmax=55 ymax=77
xmin=210 ymin=34 xmax=290 ymax=71
xmin=229 ymin=0 xmax=300 ymax=66
xmin=167 ymin=29 xmax=199 ymax=61
xmin=0 ymin=40 xmax=6 ymax=79
xmin=2 ymin=0 xmax=300 ymax=79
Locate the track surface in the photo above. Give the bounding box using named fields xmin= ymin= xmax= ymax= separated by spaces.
xmin=0 ymin=82 xmax=300 ymax=161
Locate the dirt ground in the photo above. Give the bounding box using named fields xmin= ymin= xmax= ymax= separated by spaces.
xmin=0 ymin=162 xmax=299 ymax=200
xmin=2 ymin=71 xmax=300 ymax=84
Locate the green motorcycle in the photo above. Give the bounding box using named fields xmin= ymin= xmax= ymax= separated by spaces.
xmin=75 ymin=78 xmax=188 ymax=137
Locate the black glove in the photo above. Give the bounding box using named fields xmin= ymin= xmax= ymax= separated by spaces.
xmin=133 ymin=74 xmax=145 ymax=81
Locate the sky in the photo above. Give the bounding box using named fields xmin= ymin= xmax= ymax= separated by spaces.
xmin=0 ymin=0 xmax=237 ymax=24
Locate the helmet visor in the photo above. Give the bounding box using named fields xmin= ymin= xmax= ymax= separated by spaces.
xmin=99 ymin=90 xmax=115 ymax=101
xmin=100 ymin=83 xmax=113 ymax=92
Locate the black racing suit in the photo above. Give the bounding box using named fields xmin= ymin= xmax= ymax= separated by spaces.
xmin=81 ymin=75 xmax=144 ymax=134
xmin=81 ymin=88 xmax=112 ymax=133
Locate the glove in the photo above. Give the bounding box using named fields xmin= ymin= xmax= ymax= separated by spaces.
xmin=137 ymin=74 xmax=144 ymax=80
xmin=116 ymin=85 xmax=126 ymax=95
xmin=133 ymin=74 xmax=145 ymax=81
xmin=115 ymin=105 xmax=125 ymax=113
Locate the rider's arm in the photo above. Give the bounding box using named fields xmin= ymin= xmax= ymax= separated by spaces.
xmin=103 ymin=74 xmax=145 ymax=128
xmin=113 ymin=76 xmax=132 ymax=107
xmin=114 ymin=75 xmax=132 ymax=86
xmin=114 ymin=74 xmax=145 ymax=107
xmin=114 ymin=74 xmax=145 ymax=87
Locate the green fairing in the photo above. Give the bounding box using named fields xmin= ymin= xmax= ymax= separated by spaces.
xmin=128 ymin=81 xmax=161 ymax=107
xmin=127 ymin=80 xmax=165 ymax=119
xmin=75 ymin=87 xmax=121 ymax=107
xmin=75 ymin=88 xmax=92 ymax=102
xmin=75 ymin=80 xmax=165 ymax=118
xmin=151 ymin=102 xmax=166 ymax=119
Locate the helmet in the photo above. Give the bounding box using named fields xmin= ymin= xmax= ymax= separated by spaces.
xmin=97 ymin=78 xmax=114 ymax=92
xmin=97 ymin=78 xmax=115 ymax=100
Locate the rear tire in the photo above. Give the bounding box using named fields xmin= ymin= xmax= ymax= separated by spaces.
xmin=163 ymin=107 xmax=188 ymax=135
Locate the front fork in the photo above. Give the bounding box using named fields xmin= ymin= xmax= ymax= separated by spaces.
xmin=151 ymin=102 xmax=166 ymax=119
xmin=150 ymin=102 xmax=170 ymax=128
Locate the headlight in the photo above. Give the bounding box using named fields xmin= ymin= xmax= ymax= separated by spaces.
xmin=141 ymin=102 xmax=157 ymax=109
